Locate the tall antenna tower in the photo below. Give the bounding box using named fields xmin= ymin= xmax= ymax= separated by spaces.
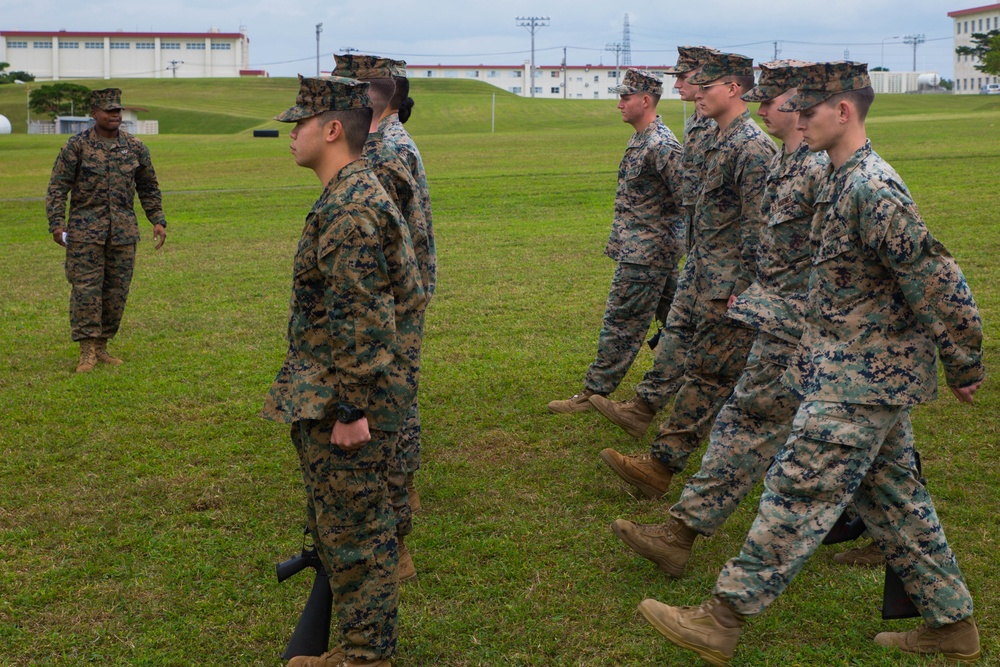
xmin=622 ymin=14 xmax=632 ymax=66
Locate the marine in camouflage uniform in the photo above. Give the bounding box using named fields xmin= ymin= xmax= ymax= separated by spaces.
xmin=589 ymin=46 xmax=718 ymax=431
xmin=610 ymin=61 xmax=830 ymax=576
xmin=376 ymin=60 xmax=435 ymax=494
xmin=45 ymin=87 xmax=167 ymax=372
xmin=263 ymin=76 xmax=424 ymax=667
xmin=547 ymin=68 xmax=684 ymax=413
xmin=640 ymin=62 xmax=984 ymax=666
xmin=334 ymin=54 xmax=433 ymax=579
xmin=600 ymin=51 xmax=777 ymax=498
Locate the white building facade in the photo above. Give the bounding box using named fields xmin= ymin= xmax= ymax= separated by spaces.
xmin=408 ymin=63 xmax=682 ymax=100
xmin=408 ymin=62 xmax=933 ymax=99
xmin=949 ymin=3 xmax=1000 ymax=93
xmin=0 ymin=29 xmax=258 ymax=80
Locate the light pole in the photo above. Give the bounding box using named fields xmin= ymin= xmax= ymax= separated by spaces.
xmin=881 ymin=35 xmax=899 ymax=70
xmin=316 ymin=23 xmax=323 ymax=77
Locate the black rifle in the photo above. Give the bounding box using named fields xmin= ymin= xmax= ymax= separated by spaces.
xmin=276 ymin=533 xmax=333 ymax=659
xmin=822 ymin=452 xmax=926 ymax=620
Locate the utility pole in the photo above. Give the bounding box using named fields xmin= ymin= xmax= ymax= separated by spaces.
xmin=516 ymin=16 xmax=549 ymax=98
xmin=606 ymin=42 xmax=623 ymax=87
xmin=773 ymin=41 xmax=781 ymax=60
xmin=562 ymin=46 xmax=567 ymax=99
xmin=166 ymin=60 xmax=183 ymax=78
xmin=315 ymin=23 xmax=323 ymax=77
xmin=904 ymin=34 xmax=925 ymax=71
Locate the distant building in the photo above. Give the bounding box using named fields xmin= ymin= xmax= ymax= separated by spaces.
xmin=406 ymin=62 xmax=681 ymax=100
xmin=948 ymin=3 xmax=1000 ymax=93
xmin=0 ymin=28 xmax=261 ymax=80
xmin=405 ymin=62 xmax=932 ymax=99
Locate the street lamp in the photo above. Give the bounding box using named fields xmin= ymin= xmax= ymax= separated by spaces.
xmin=881 ymin=35 xmax=899 ymax=70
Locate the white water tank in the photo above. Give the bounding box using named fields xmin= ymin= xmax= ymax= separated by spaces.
xmin=917 ymin=73 xmax=941 ymax=88
xmin=0 ymin=115 xmax=12 ymax=135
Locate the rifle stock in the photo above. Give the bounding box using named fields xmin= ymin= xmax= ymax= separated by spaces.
xmin=277 ymin=540 xmax=333 ymax=659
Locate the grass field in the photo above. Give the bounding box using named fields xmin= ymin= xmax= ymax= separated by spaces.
xmin=1 ymin=78 xmax=998 ymax=667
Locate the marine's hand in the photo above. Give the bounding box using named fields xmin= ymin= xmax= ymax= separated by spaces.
xmin=153 ymin=224 xmax=167 ymax=250
xmin=331 ymin=417 xmax=371 ymax=451
xmin=727 ymin=294 xmax=737 ymax=308
xmin=950 ymin=379 xmax=983 ymax=405
xmin=53 ymin=228 xmax=66 ymax=247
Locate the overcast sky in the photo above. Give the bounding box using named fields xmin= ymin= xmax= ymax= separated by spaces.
xmin=2 ymin=0 xmax=972 ymax=79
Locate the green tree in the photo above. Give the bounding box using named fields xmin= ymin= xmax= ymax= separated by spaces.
xmin=956 ymin=29 xmax=1000 ymax=76
xmin=28 ymin=83 xmax=92 ymax=119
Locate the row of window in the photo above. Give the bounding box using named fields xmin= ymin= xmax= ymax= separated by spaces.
xmin=507 ymin=86 xmax=601 ymax=98
xmin=427 ymin=69 xmax=623 ymax=80
xmin=959 ymin=76 xmax=1000 ymax=90
xmin=6 ymin=40 xmax=231 ymax=50
xmin=957 ymin=16 xmax=999 ymax=34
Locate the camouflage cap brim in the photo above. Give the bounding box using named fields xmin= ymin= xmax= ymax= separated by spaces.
xmin=777 ymin=90 xmax=832 ymax=112
xmin=663 ymin=45 xmax=719 ymax=74
xmin=274 ymin=75 xmax=370 ymax=122
xmin=741 ymin=84 xmax=787 ymax=102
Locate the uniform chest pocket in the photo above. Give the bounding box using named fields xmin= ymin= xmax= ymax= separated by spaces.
xmin=702 ymin=170 xmax=724 ymax=194
xmin=813 ymin=232 xmax=853 ymax=265
xmin=319 ymin=227 xmax=378 ymax=297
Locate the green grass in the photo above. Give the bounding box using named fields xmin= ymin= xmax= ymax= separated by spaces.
xmin=0 ymin=79 xmax=998 ymax=666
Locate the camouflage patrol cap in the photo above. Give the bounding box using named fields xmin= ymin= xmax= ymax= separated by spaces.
xmin=609 ymin=68 xmax=663 ymax=96
xmin=90 ymin=88 xmax=123 ymax=111
xmin=778 ymin=61 xmax=872 ymax=112
xmin=663 ymin=46 xmax=721 ymax=75
xmin=688 ymin=51 xmax=754 ymax=84
xmin=274 ymin=75 xmax=370 ymax=122
xmin=388 ymin=58 xmax=407 ymax=78
xmin=333 ymin=53 xmax=394 ymax=80
xmin=741 ymin=60 xmax=814 ymax=102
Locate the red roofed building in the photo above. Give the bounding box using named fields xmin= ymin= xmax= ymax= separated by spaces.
xmin=948 ymin=4 xmax=1000 ymax=93
xmin=0 ymin=28 xmax=262 ymax=80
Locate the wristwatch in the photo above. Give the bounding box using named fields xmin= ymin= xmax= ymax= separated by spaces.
xmin=335 ymin=403 xmax=365 ymax=424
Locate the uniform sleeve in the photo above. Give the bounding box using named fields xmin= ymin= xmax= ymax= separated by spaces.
xmin=45 ymin=139 xmax=79 ymax=232
xmin=133 ymin=142 xmax=167 ymax=227
xmin=864 ymin=189 xmax=985 ymax=389
xmin=733 ymin=140 xmax=774 ymax=296
xmin=317 ymin=212 xmax=396 ymax=411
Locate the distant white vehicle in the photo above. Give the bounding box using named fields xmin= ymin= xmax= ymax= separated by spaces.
xmin=980 ymin=83 xmax=1000 ymax=94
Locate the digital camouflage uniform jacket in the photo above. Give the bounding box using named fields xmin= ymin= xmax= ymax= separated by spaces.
xmin=378 ymin=114 xmax=437 ymax=297
xmin=679 ymin=111 xmax=717 ymax=251
xmin=728 ymin=142 xmax=829 ymax=344
xmin=787 ymin=141 xmax=984 ymax=405
xmin=262 ymin=160 xmax=424 ymax=431
xmin=46 ymin=127 xmax=166 ymax=244
xmin=689 ymin=110 xmax=777 ymax=300
xmin=364 ymin=131 xmax=435 ymax=300
xmin=605 ymin=116 xmax=685 ymax=270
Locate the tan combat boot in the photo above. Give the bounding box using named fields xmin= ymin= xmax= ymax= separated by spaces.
xmin=398 ymin=537 xmax=416 ymax=583
xmin=343 ymin=659 xmax=392 ymax=667
xmin=874 ymin=617 xmax=980 ymax=663
xmin=94 ymin=338 xmax=123 ymax=365
xmin=75 ymin=339 xmax=98 ymax=373
xmin=286 ymin=648 xmax=345 ymax=667
xmin=547 ymin=389 xmax=599 ymax=414
xmin=611 ymin=517 xmax=697 ymax=577
xmin=599 ymin=449 xmax=673 ymax=499
xmin=833 ymin=540 xmax=885 ymax=566
xmin=406 ymin=472 xmax=421 ymax=513
xmin=639 ymin=597 xmax=745 ymax=667
xmin=589 ymin=394 xmax=655 ymax=438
